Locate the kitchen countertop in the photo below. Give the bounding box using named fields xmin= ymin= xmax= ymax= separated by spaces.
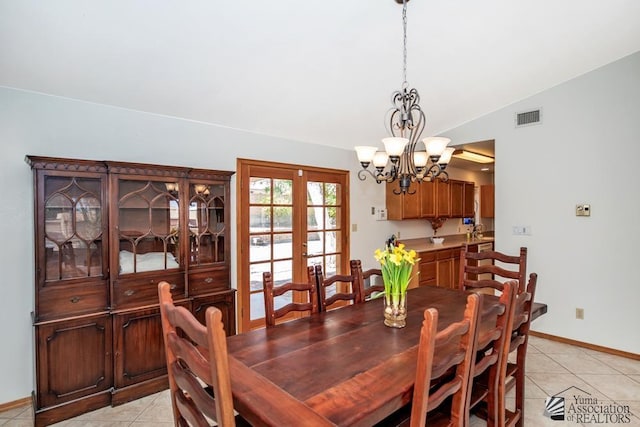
xmin=400 ymin=232 xmax=495 ymax=253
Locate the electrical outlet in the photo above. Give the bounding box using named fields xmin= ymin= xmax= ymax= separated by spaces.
xmin=351 ymin=223 xmax=358 ymax=232
xmin=576 ymin=308 xmax=584 ymax=320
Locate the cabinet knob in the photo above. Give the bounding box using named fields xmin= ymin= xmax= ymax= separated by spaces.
xmin=170 ymin=284 xmax=177 ymax=290
xmin=124 ymin=290 xmax=135 ymax=297
xmin=70 ymin=296 xmax=81 ymax=304
xmin=204 ymin=277 xmax=213 ymax=284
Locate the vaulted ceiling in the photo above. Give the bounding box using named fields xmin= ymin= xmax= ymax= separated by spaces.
xmin=2 ymin=1 xmax=639 ymax=153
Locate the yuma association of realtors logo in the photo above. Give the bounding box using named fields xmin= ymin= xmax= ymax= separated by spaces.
xmin=544 ymin=386 xmax=634 ymax=424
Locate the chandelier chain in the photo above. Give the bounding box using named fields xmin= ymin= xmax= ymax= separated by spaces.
xmin=402 ymin=0 xmax=408 ymax=86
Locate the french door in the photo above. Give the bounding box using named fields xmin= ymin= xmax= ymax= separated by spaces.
xmin=237 ymin=159 xmax=349 ymax=331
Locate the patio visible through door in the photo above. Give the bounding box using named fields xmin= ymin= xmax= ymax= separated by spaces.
xmin=237 ymin=159 xmax=349 ymax=331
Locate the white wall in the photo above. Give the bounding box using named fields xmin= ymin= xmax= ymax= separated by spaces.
xmin=443 ymin=51 xmax=640 ymax=355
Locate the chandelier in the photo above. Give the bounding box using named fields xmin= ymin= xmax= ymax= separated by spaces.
xmin=355 ymin=0 xmax=454 ymax=195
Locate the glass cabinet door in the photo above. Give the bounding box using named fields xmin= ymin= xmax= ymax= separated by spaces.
xmin=188 ymin=182 xmax=226 ymax=266
xmin=44 ymin=177 xmax=104 ymax=281
xmin=117 ymin=179 xmax=180 ymax=275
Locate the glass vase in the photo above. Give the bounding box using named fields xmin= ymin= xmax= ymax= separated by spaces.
xmin=383 ymin=292 xmax=407 ymax=328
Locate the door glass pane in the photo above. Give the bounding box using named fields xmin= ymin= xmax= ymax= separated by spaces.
xmin=307 ymin=181 xmax=323 ymax=205
xmin=249 ymin=261 xmax=272 ymax=322
xmin=249 ymin=178 xmax=271 ymax=204
xmin=273 ymin=206 xmax=292 ymax=231
xmin=273 ymin=233 xmax=292 ymax=260
xmin=307 ymin=232 xmax=322 ymax=257
xmin=249 ymin=234 xmax=271 ymax=263
xmin=273 ymin=179 xmax=293 ymax=204
xmin=325 ymin=254 xmax=340 ymax=277
xmin=250 ymin=206 xmax=272 ymax=231
xmin=307 ymin=207 xmax=322 ymax=230
xmin=324 ymin=183 xmax=338 ymax=204
xmin=325 ymin=206 xmax=339 ymax=229
xmin=325 ymin=231 xmax=340 ymax=253
xmin=44 ymin=176 xmax=103 ymax=281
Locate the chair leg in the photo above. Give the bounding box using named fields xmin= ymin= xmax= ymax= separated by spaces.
xmin=514 ymin=351 xmax=526 ymax=427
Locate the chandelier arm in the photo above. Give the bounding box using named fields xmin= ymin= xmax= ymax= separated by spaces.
xmin=358 ymin=168 xmax=398 ymax=185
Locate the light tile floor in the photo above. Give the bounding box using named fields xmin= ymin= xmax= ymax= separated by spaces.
xmin=1 ymin=336 xmax=638 ymax=426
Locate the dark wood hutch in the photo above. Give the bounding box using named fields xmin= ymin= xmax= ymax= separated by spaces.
xmin=26 ymin=156 xmax=235 ymax=426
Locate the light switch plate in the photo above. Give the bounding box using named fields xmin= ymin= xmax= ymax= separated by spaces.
xmin=375 ymin=208 xmax=387 ymax=221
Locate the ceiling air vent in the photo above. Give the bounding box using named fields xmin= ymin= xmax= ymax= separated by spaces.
xmin=515 ymin=108 xmax=542 ymax=128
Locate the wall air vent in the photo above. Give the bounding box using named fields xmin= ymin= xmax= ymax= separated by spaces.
xmin=515 ymin=108 xmax=542 ymax=128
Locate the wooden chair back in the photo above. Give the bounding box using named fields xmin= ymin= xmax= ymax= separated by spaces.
xmin=468 ymin=280 xmax=518 ymax=427
xmin=262 ymin=266 xmax=318 ymax=327
xmin=409 ymin=293 xmax=482 ymax=427
xmin=503 ymin=272 xmax=538 ymax=427
xmin=158 ymin=281 xmax=236 ymax=427
xmin=350 ymin=259 xmax=384 ymax=301
xmin=459 ymin=246 xmax=527 ymax=293
xmin=314 ymin=264 xmax=361 ymax=311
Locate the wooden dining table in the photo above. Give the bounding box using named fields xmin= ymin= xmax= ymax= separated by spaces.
xmin=226 ymin=285 xmax=547 ymax=427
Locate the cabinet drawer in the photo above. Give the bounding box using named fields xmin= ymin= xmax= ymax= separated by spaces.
xmin=188 ymin=268 xmax=230 ymax=296
xmin=38 ymin=283 xmax=108 ymax=321
xmin=419 ymin=251 xmax=436 ymax=262
xmin=419 ymin=261 xmax=437 ymax=282
xmin=112 ymin=272 xmax=185 ymax=310
xmin=436 ymin=248 xmax=456 ymax=260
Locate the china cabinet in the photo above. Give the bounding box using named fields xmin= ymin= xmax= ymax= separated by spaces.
xmin=27 ymin=156 xmax=234 ymax=426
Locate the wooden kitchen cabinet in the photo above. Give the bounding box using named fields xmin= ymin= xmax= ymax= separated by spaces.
xmin=386 ymin=178 xmax=474 ymax=220
xmin=28 ymin=156 xmax=235 ymax=426
xmin=450 ymin=180 xmax=464 ymax=217
xmin=435 ymin=180 xmax=451 ymax=218
xmin=419 ymin=180 xmax=436 ymax=218
xmin=449 ymin=180 xmax=475 ymax=218
xmin=463 ymin=181 xmax=475 ymax=218
xmin=481 ymin=184 xmax=495 ymax=218
xmin=386 ymin=180 xmax=420 ymax=220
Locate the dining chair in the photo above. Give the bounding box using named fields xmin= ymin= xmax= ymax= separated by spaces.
xmin=467 ymin=280 xmax=518 ymax=427
xmin=502 ymin=272 xmax=538 ymax=427
xmin=350 ymin=259 xmax=384 ymax=301
xmin=158 ymin=281 xmax=237 ymax=427
xmin=262 ymin=266 xmax=318 ymax=327
xmin=458 ymin=246 xmax=527 ymax=293
xmin=409 ymin=292 xmax=482 ymax=427
xmin=314 ymin=264 xmax=361 ymax=311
